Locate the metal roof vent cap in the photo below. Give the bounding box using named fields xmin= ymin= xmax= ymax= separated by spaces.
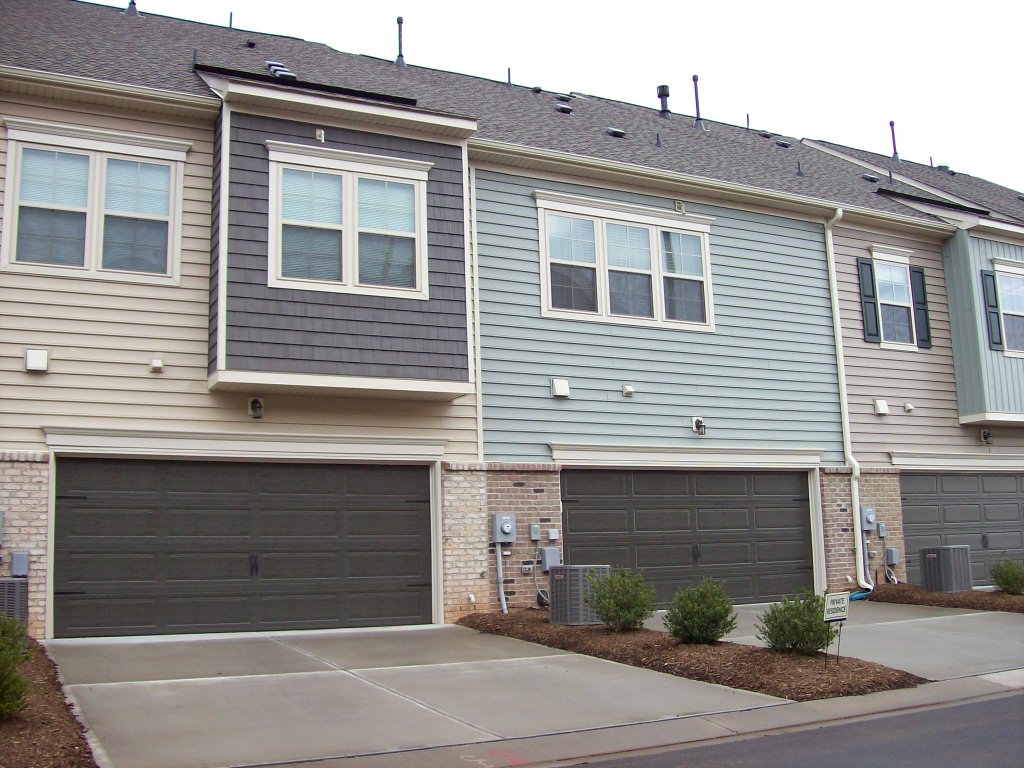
xmin=606 ymin=127 xmax=626 ymax=138
xmin=776 ymin=140 xmax=792 ymax=148
xmin=122 ymin=0 xmax=141 ymax=16
xmin=266 ymin=61 xmax=297 ymax=80
xmin=863 ymin=173 xmax=880 ymax=183
xmin=937 ymin=164 xmax=950 ymax=172
xmin=555 ymin=104 xmax=573 ymax=114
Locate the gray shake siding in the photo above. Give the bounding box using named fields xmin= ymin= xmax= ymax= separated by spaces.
xmin=475 ymin=170 xmax=845 ymax=463
xmin=208 ymin=111 xmax=222 ymax=374
xmin=214 ymin=112 xmax=468 ymax=381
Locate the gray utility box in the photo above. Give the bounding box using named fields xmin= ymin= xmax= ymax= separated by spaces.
xmin=549 ymin=564 xmax=610 ymax=625
xmin=1 ymin=578 xmax=29 ymax=624
xmin=920 ymin=545 xmax=972 ymax=593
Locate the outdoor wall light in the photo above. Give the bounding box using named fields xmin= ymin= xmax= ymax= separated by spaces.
xmin=248 ymin=397 xmax=264 ymax=420
xmin=981 ymin=429 xmax=994 ymax=445
xmin=691 ymin=417 xmax=707 ymax=435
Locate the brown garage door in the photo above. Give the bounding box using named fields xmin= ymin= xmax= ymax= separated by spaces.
xmin=561 ymin=470 xmax=814 ymax=604
xmin=901 ymin=472 xmax=1024 ymax=586
xmin=55 ymin=459 xmax=432 ymax=638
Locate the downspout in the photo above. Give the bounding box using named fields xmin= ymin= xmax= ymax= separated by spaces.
xmin=824 ymin=208 xmax=873 ymax=592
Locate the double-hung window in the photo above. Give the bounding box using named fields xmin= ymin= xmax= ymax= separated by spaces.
xmin=982 ymin=260 xmax=1024 ymax=354
xmin=267 ymin=141 xmax=431 ymax=300
xmin=538 ymin=191 xmax=714 ymax=329
xmin=1 ymin=118 xmax=187 ymax=283
xmin=856 ymin=247 xmax=931 ymax=349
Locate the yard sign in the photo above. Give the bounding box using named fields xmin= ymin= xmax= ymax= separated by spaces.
xmin=823 ymin=591 xmax=850 ymax=623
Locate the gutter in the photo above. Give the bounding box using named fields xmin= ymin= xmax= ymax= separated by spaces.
xmin=823 ymin=208 xmax=872 ymax=592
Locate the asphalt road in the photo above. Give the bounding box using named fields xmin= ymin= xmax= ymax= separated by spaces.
xmin=570 ymin=692 xmax=1024 ymax=768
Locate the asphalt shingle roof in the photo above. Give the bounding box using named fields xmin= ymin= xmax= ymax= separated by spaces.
xmin=2 ymin=0 xmax=1003 ymax=227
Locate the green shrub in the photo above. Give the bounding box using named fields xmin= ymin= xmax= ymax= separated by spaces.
xmin=755 ymin=590 xmax=838 ymax=655
xmin=991 ymin=559 xmax=1024 ymax=595
xmin=0 ymin=616 xmax=30 ymax=720
xmin=585 ymin=568 xmax=656 ymax=632
xmin=663 ymin=579 xmax=737 ymax=644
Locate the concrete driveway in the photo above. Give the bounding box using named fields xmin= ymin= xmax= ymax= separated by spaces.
xmin=647 ymin=599 xmax=1024 ymax=681
xmin=46 ymin=625 xmax=783 ymax=768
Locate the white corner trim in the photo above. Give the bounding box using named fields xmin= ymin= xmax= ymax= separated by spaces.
xmin=535 ymin=189 xmax=714 ymax=230
xmin=2 ymin=116 xmax=191 ymax=160
xmin=44 ymin=427 xmax=447 ymax=462
xmin=890 ymin=450 xmax=1024 ymax=471
xmin=549 ymin=443 xmax=823 ymax=469
xmin=265 ymin=140 xmax=433 ymax=176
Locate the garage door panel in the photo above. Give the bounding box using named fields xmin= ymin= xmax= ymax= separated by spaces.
xmin=697 ymin=508 xmax=749 ymax=531
xmin=635 ymin=509 xmax=692 ymax=533
xmin=349 ymin=588 xmax=431 ymax=625
xmin=986 ymin=504 xmax=1023 ymax=522
xmin=633 ymin=473 xmax=693 ymax=496
xmin=901 ymin=475 xmax=938 ymax=495
xmin=758 ymin=540 xmax=812 ymax=564
xmin=565 ymin=509 xmax=630 ymax=534
xmin=635 ymin=544 xmax=695 ymax=568
xmin=55 ymin=459 xmax=433 ymax=637
xmin=943 ymin=505 xmax=982 ymax=523
xmin=988 ymin=531 xmax=1024 ymax=549
xmin=940 ymin=475 xmax=982 ymax=494
xmin=563 ymin=470 xmax=813 ymax=605
xmin=902 ymin=504 xmax=940 ymax=525
xmin=982 ymin=475 xmax=1021 ymax=493
xmin=694 ymin=473 xmax=748 ymax=496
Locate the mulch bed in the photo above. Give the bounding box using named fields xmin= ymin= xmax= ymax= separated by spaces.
xmin=458 ymin=609 xmax=926 ymax=702
xmin=0 ymin=640 xmax=97 ymax=768
xmin=869 ymin=583 xmax=1024 ymax=613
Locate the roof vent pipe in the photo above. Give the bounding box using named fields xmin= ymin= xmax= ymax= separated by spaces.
xmin=395 ymin=17 xmax=407 ymax=68
xmin=692 ymin=75 xmax=707 ymax=131
xmin=657 ymin=85 xmax=671 ymax=118
xmin=122 ymin=0 xmax=140 ymax=16
xmin=890 ymin=120 xmax=900 ymax=161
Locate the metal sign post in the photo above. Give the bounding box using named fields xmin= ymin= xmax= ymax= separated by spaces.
xmin=823 ymin=591 xmax=850 ymax=669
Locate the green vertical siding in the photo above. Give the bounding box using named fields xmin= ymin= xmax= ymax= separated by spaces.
xmin=475 ymin=169 xmax=844 ymax=462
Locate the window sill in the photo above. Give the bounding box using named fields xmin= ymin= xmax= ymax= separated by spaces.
xmin=879 ymin=340 xmax=919 ymax=352
xmin=541 ymin=305 xmax=714 ymax=333
xmin=0 ymin=260 xmax=180 ymax=286
xmin=268 ymin=274 xmax=429 ymax=301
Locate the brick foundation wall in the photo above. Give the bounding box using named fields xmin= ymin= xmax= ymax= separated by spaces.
xmin=858 ymin=469 xmax=907 ymax=584
xmin=0 ymin=452 xmax=50 ymax=638
xmin=442 ymin=463 xmax=562 ymax=622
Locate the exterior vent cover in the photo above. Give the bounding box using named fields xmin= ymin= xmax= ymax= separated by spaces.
xmin=549 ymin=564 xmax=610 ymax=625
xmin=919 ymin=545 xmax=972 ymax=592
xmin=0 ymin=578 xmax=29 ymax=624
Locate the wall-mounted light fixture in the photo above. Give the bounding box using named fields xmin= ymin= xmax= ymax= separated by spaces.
xmin=691 ymin=417 xmax=706 ymax=436
xmin=248 ymin=397 xmax=264 ymax=420
xmin=980 ymin=429 xmax=994 ymax=445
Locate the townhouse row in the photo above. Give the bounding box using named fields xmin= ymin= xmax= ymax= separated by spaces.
xmin=1 ymin=0 xmax=1021 ymax=639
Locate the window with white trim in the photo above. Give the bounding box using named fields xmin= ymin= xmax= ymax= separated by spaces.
xmin=537 ymin=191 xmax=714 ymax=329
xmin=1 ymin=119 xmax=187 ymax=283
xmin=856 ymin=247 xmax=931 ymax=349
xmin=986 ymin=261 xmax=1024 ymax=354
xmin=266 ymin=141 xmax=431 ymax=300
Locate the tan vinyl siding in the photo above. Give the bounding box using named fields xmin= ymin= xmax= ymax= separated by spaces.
xmin=0 ymin=93 xmax=478 ymax=460
xmin=835 ymin=222 xmax=1024 ymax=465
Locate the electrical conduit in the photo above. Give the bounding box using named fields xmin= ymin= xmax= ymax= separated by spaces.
xmin=824 ymin=207 xmax=873 ymax=594
xmin=495 ymin=545 xmax=508 ymax=614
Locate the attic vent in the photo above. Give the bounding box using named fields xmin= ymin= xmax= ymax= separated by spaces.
xmin=937 ymin=164 xmax=950 ymax=172
xmin=863 ymin=173 xmax=880 ymax=183
xmin=555 ymin=104 xmax=573 ymax=114
xmin=555 ymin=94 xmax=573 ymax=102
xmin=758 ymin=131 xmax=773 ymax=139
xmin=246 ymin=39 xmax=256 ymax=49
xmin=606 ymin=127 xmax=626 ymax=138
xmin=775 ymin=140 xmax=792 ymax=148
xmin=532 ymin=86 xmax=542 ymax=94
xmin=1018 ymin=195 xmax=1024 ymax=202
xmin=266 ymin=61 xmax=297 ymax=80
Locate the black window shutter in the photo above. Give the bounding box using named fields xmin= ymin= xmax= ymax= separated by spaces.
xmin=910 ymin=266 xmax=931 ymax=349
xmin=857 ymin=258 xmax=881 ymax=342
xmin=980 ymin=270 xmax=1004 ymax=351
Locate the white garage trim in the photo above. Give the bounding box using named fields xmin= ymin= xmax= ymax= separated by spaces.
xmin=890 ymin=451 xmax=1024 ymax=471
xmin=550 ymin=443 xmax=823 ymax=469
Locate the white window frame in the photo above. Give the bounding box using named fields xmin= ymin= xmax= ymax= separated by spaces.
xmin=993 ymin=258 xmax=1024 ymax=358
xmin=536 ymin=191 xmax=715 ymax=330
xmin=871 ymin=249 xmax=917 ymax=350
xmin=266 ymin=141 xmax=432 ymax=301
xmin=0 ymin=118 xmax=187 ymax=285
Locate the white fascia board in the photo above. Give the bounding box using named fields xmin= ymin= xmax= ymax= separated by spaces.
xmin=204 ymin=76 xmax=477 ymax=139
xmin=471 ymin=139 xmax=953 ymax=236
xmin=0 ymin=65 xmax=221 ymax=117
xmin=890 ymin=450 xmax=1024 ymax=471
xmin=45 ymin=427 xmax=446 ymax=462
xmin=208 ymin=370 xmax=474 ymax=400
xmin=959 ymin=411 xmax=1024 ymax=425
xmin=549 ymin=443 xmax=823 ymax=469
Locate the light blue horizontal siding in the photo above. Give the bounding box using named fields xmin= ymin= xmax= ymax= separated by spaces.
xmin=950 ymin=234 xmax=1024 ymax=415
xmin=475 ymin=169 xmax=844 ymax=463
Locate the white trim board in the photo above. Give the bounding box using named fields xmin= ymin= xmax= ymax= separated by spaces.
xmin=549 ymin=443 xmax=823 ymax=469
xmin=890 ymin=451 xmax=1024 ymax=471
xmin=45 ymin=428 xmax=448 ymax=462
xmin=207 ymin=370 xmax=473 ymax=400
